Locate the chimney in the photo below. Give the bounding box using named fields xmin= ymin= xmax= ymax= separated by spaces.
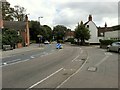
xmin=105 ymin=22 xmax=107 ymax=28
xmin=25 ymin=15 xmax=28 ymax=22
xmin=88 ymin=14 xmax=92 ymax=21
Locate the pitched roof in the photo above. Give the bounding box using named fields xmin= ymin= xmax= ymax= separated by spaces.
xmin=3 ymin=21 xmax=26 ymax=30
xmin=65 ymin=31 xmax=75 ymax=36
xmin=97 ymin=26 xmax=119 ymax=37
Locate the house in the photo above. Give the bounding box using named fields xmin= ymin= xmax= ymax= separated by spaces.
xmin=84 ymin=15 xmax=101 ymax=44
xmin=98 ymin=24 xmax=120 ymax=40
xmin=65 ymin=31 xmax=75 ymax=40
xmin=65 ymin=15 xmax=119 ymax=44
xmin=0 ymin=0 xmax=30 ymax=48
xmin=84 ymin=15 xmax=120 ymax=44
xmin=1 ymin=15 xmax=30 ymax=48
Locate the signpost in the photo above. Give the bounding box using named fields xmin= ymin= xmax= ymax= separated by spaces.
xmin=37 ymin=35 xmax=42 ymax=47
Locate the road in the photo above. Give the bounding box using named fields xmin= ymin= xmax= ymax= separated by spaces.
xmin=2 ymin=44 xmax=118 ymax=89
xmin=2 ymin=44 xmax=57 ymax=66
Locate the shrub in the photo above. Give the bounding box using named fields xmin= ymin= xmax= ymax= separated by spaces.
xmin=58 ymin=40 xmax=64 ymax=43
xmin=66 ymin=38 xmax=75 ymax=44
xmin=99 ymin=39 xmax=118 ymax=45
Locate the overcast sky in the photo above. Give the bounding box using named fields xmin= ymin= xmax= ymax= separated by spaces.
xmin=8 ymin=0 xmax=119 ymax=30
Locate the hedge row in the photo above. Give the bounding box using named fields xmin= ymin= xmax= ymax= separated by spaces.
xmin=65 ymin=38 xmax=75 ymax=44
xmin=99 ymin=39 xmax=119 ymax=45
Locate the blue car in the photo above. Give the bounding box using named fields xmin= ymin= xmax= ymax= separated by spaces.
xmin=56 ymin=43 xmax=63 ymax=49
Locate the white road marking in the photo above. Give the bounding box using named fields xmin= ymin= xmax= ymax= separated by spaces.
xmin=72 ymin=55 xmax=79 ymax=62
xmin=95 ymin=56 xmax=109 ymax=67
xmin=3 ymin=63 xmax=7 ymax=65
xmin=27 ymin=68 xmax=63 ymax=90
xmin=2 ymin=59 xmax=30 ymax=67
xmin=4 ymin=58 xmax=21 ymax=64
xmin=72 ymin=48 xmax=83 ymax=62
xmin=105 ymin=52 xmax=112 ymax=55
xmin=56 ymin=57 xmax=89 ymax=88
xmin=30 ymin=56 xmax=35 ymax=59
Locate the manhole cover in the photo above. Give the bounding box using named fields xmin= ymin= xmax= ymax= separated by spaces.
xmin=63 ymin=73 xmax=68 ymax=75
xmin=88 ymin=67 xmax=97 ymax=72
xmin=81 ymin=58 xmax=86 ymax=60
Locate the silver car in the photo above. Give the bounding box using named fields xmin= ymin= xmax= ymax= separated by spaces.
xmin=107 ymin=42 xmax=120 ymax=53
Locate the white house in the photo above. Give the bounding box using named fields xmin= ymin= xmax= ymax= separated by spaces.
xmin=84 ymin=15 xmax=101 ymax=44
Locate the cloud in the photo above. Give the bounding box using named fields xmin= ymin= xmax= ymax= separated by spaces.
xmin=8 ymin=0 xmax=118 ymax=30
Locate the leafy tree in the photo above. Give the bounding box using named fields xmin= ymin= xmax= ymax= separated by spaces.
xmin=13 ymin=5 xmax=26 ymax=21
xmin=74 ymin=21 xmax=90 ymax=45
xmin=2 ymin=1 xmax=14 ymax=21
xmin=53 ymin=25 xmax=67 ymax=42
xmin=29 ymin=21 xmax=52 ymax=43
xmin=29 ymin=21 xmax=41 ymax=42
xmin=41 ymin=25 xmax=52 ymax=42
xmin=2 ymin=28 xmax=22 ymax=48
xmin=2 ymin=1 xmax=26 ymax=21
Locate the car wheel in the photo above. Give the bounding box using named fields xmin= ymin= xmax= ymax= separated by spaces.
xmin=107 ymin=47 xmax=110 ymax=52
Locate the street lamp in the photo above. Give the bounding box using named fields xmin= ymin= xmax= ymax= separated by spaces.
xmin=38 ymin=16 xmax=43 ymax=26
xmin=37 ymin=16 xmax=43 ymax=47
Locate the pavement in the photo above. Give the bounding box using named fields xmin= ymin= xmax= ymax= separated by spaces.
xmin=1 ymin=44 xmax=44 ymax=58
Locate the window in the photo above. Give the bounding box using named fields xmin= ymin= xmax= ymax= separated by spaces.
xmin=87 ymin=25 xmax=89 ymax=28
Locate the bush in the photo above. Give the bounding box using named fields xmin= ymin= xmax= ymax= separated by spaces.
xmin=66 ymin=38 xmax=75 ymax=44
xmin=58 ymin=40 xmax=64 ymax=43
xmin=99 ymin=39 xmax=118 ymax=45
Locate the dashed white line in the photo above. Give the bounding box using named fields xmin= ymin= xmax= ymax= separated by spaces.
xmin=26 ymin=68 xmax=63 ymax=90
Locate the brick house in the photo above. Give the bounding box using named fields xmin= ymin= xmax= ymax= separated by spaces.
xmin=1 ymin=15 xmax=30 ymax=48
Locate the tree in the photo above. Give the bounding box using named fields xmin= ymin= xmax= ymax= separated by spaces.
xmin=2 ymin=1 xmax=14 ymax=21
xmin=53 ymin=25 xmax=67 ymax=42
xmin=2 ymin=28 xmax=22 ymax=48
xmin=74 ymin=21 xmax=90 ymax=45
xmin=2 ymin=1 xmax=26 ymax=21
xmin=41 ymin=25 xmax=52 ymax=42
xmin=29 ymin=21 xmax=52 ymax=43
xmin=29 ymin=21 xmax=41 ymax=42
xmin=13 ymin=5 xmax=26 ymax=21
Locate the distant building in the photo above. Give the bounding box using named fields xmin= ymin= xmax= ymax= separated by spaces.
xmin=65 ymin=31 xmax=75 ymax=40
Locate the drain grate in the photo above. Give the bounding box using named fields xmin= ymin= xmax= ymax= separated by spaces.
xmin=88 ymin=67 xmax=97 ymax=72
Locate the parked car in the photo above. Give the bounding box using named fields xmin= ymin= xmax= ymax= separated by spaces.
xmin=2 ymin=45 xmax=13 ymax=51
xmin=44 ymin=41 xmax=50 ymax=44
xmin=56 ymin=43 xmax=63 ymax=49
xmin=107 ymin=42 xmax=120 ymax=53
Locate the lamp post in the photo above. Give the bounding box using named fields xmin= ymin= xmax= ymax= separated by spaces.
xmin=38 ymin=16 xmax=43 ymax=47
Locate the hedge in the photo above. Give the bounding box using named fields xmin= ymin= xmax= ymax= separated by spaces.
xmin=99 ymin=39 xmax=119 ymax=45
